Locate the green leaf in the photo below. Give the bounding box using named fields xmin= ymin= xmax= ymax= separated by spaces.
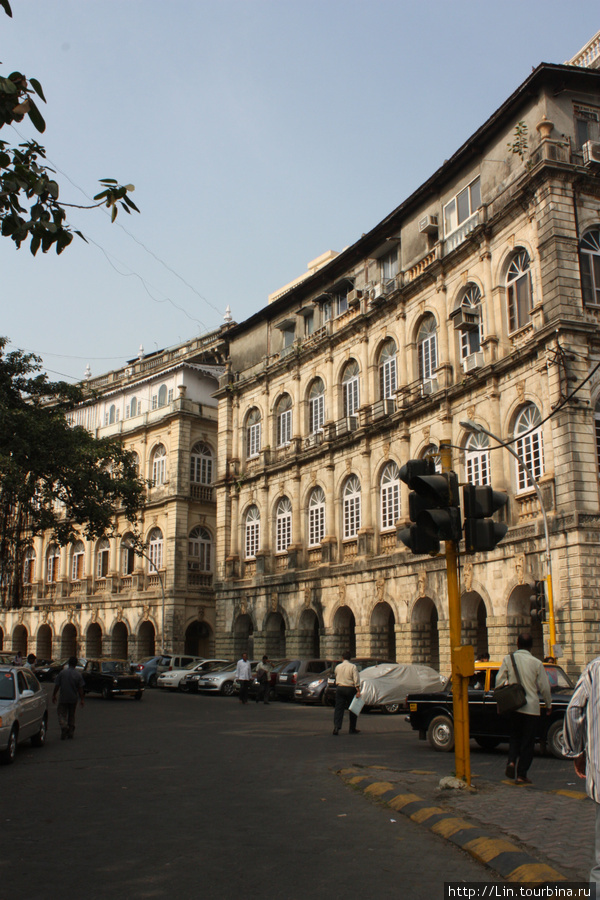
xmin=28 ymin=78 xmax=46 ymax=103
xmin=26 ymin=99 xmax=46 ymax=134
xmin=0 ymin=75 xmax=18 ymax=94
xmin=75 ymin=230 xmax=88 ymax=244
xmin=1 ymin=0 xmax=13 ymax=17
xmin=99 ymin=178 xmax=118 ymax=185
xmin=111 ymin=205 xmax=117 ymax=223
xmin=30 ymin=233 xmax=40 ymax=256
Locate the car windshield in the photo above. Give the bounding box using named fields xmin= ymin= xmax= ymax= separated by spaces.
xmin=0 ymin=672 xmax=15 ymax=700
xmin=101 ymin=661 xmax=129 ymax=675
xmin=201 ymin=661 xmax=225 ymax=673
xmin=546 ymin=666 xmax=574 ymax=689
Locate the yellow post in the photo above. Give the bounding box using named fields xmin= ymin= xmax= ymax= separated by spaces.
xmin=545 ymin=572 xmax=557 ymax=659
xmin=440 ymin=439 xmax=472 ymax=785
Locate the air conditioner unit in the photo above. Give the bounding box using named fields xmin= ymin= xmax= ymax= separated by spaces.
xmin=304 ymin=432 xmax=324 ymax=449
xmin=583 ymin=140 xmax=600 ymax=167
xmin=347 ymin=289 xmax=362 ymax=307
xmin=452 ymin=309 xmax=479 ymax=331
xmin=419 ymin=214 xmax=439 ymax=235
xmin=421 ymin=378 xmax=438 ymax=396
xmin=369 ymin=282 xmax=384 ymax=302
xmin=337 ymin=416 xmax=358 ymax=436
xmin=462 ymin=351 xmax=484 ymax=373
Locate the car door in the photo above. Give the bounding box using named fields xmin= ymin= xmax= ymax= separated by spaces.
xmin=22 ymin=669 xmax=46 ymax=734
xmin=16 ymin=669 xmax=37 ymax=739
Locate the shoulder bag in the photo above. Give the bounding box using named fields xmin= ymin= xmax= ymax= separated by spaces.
xmin=493 ymin=653 xmax=527 ymax=715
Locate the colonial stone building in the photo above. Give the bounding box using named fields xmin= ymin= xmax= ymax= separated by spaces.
xmin=212 ymin=58 xmax=600 ymax=676
xmin=0 ymin=332 xmax=226 ymax=663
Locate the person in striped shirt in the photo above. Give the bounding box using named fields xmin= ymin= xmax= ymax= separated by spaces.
xmin=564 ymin=656 xmax=600 ymax=884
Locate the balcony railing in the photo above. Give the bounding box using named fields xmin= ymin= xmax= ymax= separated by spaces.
xmin=187 ymin=572 xmax=213 ymax=588
xmin=405 ymin=245 xmax=441 ymax=283
xmin=444 ymin=211 xmax=480 ymax=254
xmin=191 ymin=484 xmax=215 ymax=502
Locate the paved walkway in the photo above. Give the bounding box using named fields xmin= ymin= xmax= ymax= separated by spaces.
xmin=337 ymin=762 xmax=594 ymax=884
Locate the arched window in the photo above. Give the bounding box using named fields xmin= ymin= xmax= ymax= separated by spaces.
xmin=245 ymin=506 xmax=260 ymax=559
xmin=152 ymin=444 xmax=167 ymax=486
xmin=46 ymin=544 xmax=60 ymax=583
xmin=343 ymin=475 xmax=361 ymax=539
xmin=188 ymin=526 xmax=212 ymax=572
xmin=96 ymin=537 xmax=110 ymax=578
xmin=275 ymin=394 xmax=293 ymax=447
xmin=275 ymin=497 xmax=292 ymax=553
xmin=457 ymin=284 xmax=484 ymax=360
xmin=507 ymin=249 xmax=533 ymax=332
xmin=308 ymin=487 xmax=326 ymax=547
xmin=127 ymin=395 xmax=138 ymax=419
xmin=514 ymin=404 xmax=544 ymax=491
xmin=148 ymin=528 xmax=164 ymax=571
xmin=342 ymin=361 xmax=360 ymax=417
xmin=71 ymin=540 xmax=85 ymax=581
xmin=246 ymin=408 xmax=262 ymax=459
xmin=309 ymin=378 xmax=325 ymax=434
xmin=121 ymin=534 xmax=136 ymax=575
xmin=380 ymin=462 xmax=400 ymax=531
xmin=129 ymin=450 xmax=140 ymax=476
xmin=23 ymin=547 xmax=36 ymax=584
xmin=158 ymin=384 xmax=168 ymax=407
xmin=580 ymin=229 xmax=600 ymax=307
xmin=417 ymin=316 xmax=438 ymax=383
xmin=423 ymin=443 xmax=442 ymax=474
xmin=379 ymin=339 xmax=397 ymax=400
xmin=465 ymin=432 xmax=490 ymax=486
xmin=109 ymin=404 xmax=116 ymax=425
xmin=190 ymin=442 xmax=213 ymax=484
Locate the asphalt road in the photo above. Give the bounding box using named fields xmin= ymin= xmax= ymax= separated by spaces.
xmin=2 ymin=687 xmax=574 ymax=900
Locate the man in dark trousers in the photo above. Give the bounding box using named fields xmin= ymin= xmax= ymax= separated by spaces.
xmin=497 ymin=632 xmax=551 ymax=784
xmin=332 ymin=651 xmax=361 ymax=735
xmin=52 ymin=657 xmax=85 ymax=740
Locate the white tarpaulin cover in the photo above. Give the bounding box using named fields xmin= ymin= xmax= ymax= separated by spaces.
xmin=359 ymin=663 xmax=445 ymax=707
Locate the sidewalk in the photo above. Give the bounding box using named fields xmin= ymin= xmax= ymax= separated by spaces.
xmin=337 ymin=762 xmax=593 ymax=883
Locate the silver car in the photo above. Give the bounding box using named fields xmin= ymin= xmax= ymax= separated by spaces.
xmin=196 ymin=661 xmax=258 ymax=696
xmin=0 ymin=665 xmax=48 ymax=764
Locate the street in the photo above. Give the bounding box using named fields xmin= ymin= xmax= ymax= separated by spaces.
xmin=2 ymin=687 xmax=576 ymax=899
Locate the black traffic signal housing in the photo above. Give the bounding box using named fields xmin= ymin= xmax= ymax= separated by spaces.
xmin=530 ymin=579 xmax=546 ymax=621
xmin=462 ymin=484 xmax=508 ymax=553
xmin=397 ymin=458 xmax=462 ymax=555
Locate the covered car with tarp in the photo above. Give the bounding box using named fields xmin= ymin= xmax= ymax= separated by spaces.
xmin=359 ymin=663 xmax=445 ymax=713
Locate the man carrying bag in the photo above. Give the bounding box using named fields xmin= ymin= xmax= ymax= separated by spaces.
xmin=496 ymin=632 xmax=552 ymax=784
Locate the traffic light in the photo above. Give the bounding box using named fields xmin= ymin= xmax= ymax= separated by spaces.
xmin=530 ymin=580 xmax=546 ymax=621
xmin=462 ymin=484 xmax=508 ymax=553
xmin=397 ymin=458 xmax=462 ymax=555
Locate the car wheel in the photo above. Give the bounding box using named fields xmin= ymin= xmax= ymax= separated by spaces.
xmin=134 ymin=691 xmax=143 ymax=701
xmin=382 ymin=702 xmax=401 ymax=715
xmin=475 ymin=736 xmax=501 ymax=751
xmin=31 ymin=716 xmax=47 ymax=748
xmin=148 ymin=674 xmax=157 ymax=688
xmin=427 ymin=714 xmax=455 ymax=752
xmin=546 ymin=719 xmax=567 ymax=759
xmin=221 ymin=681 xmax=235 ymax=696
xmin=0 ymin=727 xmax=18 ymax=765
xmin=179 ymin=682 xmax=189 ymax=693
xmin=321 ymin=692 xmax=334 ymax=707
xmin=102 ymin=686 xmax=113 ymax=700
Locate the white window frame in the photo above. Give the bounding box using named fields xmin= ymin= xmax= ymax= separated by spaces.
xmin=71 ymin=541 xmax=85 ymax=581
xmin=580 ymin=229 xmax=600 ymax=307
xmin=514 ymin=405 xmax=545 ymax=492
xmin=246 ymin=409 xmax=262 ymax=459
xmin=342 ymin=361 xmax=360 ymax=417
xmin=343 ymin=475 xmax=361 ymax=540
xmin=458 ymin=285 xmax=484 ymax=360
xmin=190 ymin=442 xmax=213 ymax=484
xmin=308 ymin=487 xmax=326 ymax=547
xmin=417 ymin=317 xmax=438 ymax=382
xmin=443 ymin=176 xmax=481 ymax=237
xmin=465 ymin=433 xmax=490 ymax=486
xmin=380 ymin=462 xmax=400 ymax=531
xmin=245 ymin=506 xmax=261 ymax=559
xmin=309 ymin=379 xmax=325 ymax=434
xmin=121 ymin=538 xmax=136 ymax=575
xmin=152 ymin=445 xmax=167 ymax=486
xmin=275 ymin=497 xmax=292 ymax=553
xmin=96 ymin=538 xmax=110 ymax=578
xmin=148 ymin=528 xmax=164 ymax=571
xmin=381 ymin=249 xmax=398 ymax=283
xmin=46 ymin=546 xmax=60 ymax=583
xmin=275 ymin=395 xmax=293 ymax=447
xmin=379 ymin=339 xmax=397 ymax=400
xmin=188 ymin=526 xmax=212 ymax=571
xmin=507 ymin=250 xmax=533 ymax=333
xmin=23 ymin=548 xmax=36 ymax=584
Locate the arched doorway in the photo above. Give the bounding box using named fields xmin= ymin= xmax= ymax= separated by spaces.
xmin=138 ymin=621 xmax=156 ymax=657
xmin=507 ymin=585 xmax=544 ymax=659
xmin=461 ymin=592 xmax=489 ymax=660
xmin=36 ymin=624 xmax=53 ymax=661
xmin=61 ymin=624 xmax=77 ymax=658
xmin=331 ymin=607 xmax=356 ymax=659
xmin=112 ymin=622 xmax=128 ymax=659
xmin=185 ymin=621 xmax=213 ymax=657
xmin=370 ymin=601 xmax=396 ymax=661
xmin=86 ymin=623 xmax=103 ymax=658
xmin=12 ymin=624 xmax=27 ymax=656
xmin=410 ymin=598 xmax=439 ymax=669
xmin=234 ymin=614 xmax=254 ymax=659
xmin=264 ymin=612 xmax=286 ymax=658
xmin=297 ymin=609 xmax=320 ymax=658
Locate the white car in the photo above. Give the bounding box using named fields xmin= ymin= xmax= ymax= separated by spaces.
xmin=358 ymin=663 xmax=446 ymax=714
xmin=157 ymin=659 xmax=230 ymax=691
xmin=0 ymin=665 xmax=48 ymax=764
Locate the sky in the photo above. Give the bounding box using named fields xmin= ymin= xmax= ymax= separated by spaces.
xmin=1 ymin=1 xmax=599 ymax=383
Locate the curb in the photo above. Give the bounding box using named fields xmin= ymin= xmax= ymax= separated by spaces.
xmin=337 ymin=767 xmax=568 ymax=884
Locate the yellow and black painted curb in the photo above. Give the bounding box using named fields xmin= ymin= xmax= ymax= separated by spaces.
xmin=337 ymin=767 xmax=567 ymax=884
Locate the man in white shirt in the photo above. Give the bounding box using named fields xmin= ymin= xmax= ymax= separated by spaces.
xmin=332 ymin=651 xmax=361 ymax=735
xmin=236 ymin=652 xmax=252 ymax=705
xmin=497 ymin=632 xmax=551 ymax=785
xmin=564 ymin=655 xmax=600 ymax=883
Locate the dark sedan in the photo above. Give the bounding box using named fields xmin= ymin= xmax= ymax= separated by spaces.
xmin=82 ymin=659 xmax=144 ymax=700
xmin=406 ymin=660 xmax=574 ymax=758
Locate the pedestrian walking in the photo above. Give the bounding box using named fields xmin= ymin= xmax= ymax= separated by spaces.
xmin=52 ymin=656 xmax=85 ymax=740
xmin=332 ymin=651 xmax=361 ymax=735
xmin=497 ymin=632 xmax=551 ymax=784
xmin=236 ymin=652 xmax=252 ymax=704
xmin=24 ymin=653 xmax=36 ymax=669
xmin=563 ymin=655 xmax=600 ymax=883
xmin=13 ymin=650 xmax=23 ymax=666
xmin=255 ymin=655 xmax=273 ymax=704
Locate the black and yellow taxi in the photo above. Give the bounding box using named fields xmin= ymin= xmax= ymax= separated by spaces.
xmin=406 ymin=659 xmax=574 ymax=759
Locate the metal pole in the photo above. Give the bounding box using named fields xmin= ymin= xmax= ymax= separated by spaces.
xmin=459 ymin=421 xmax=558 ymax=658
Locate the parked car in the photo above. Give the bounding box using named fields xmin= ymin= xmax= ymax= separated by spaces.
xmin=179 ymin=660 xmax=231 ymax=693
xmin=35 ymin=657 xmax=87 ymax=682
xmin=82 ymin=659 xmax=144 ymax=700
xmin=359 ymin=663 xmax=446 ymax=714
xmin=156 ymin=655 xmax=204 ymax=678
xmin=276 ymin=659 xmax=334 ymax=701
xmin=0 ymin=665 xmax=48 ymax=764
xmin=248 ymin=659 xmax=289 ymax=700
xmin=406 ymin=660 xmax=574 ymax=759
xmin=293 ymin=665 xmax=336 ymax=704
xmin=196 ymin=661 xmax=259 ymax=696
xmin=132 ymin=655 xmax=169 ymax=687
xmin=158 ymin=659 xmax=230 ymax=691
xmin=323 ymin=659 xmax=395 ymax=709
